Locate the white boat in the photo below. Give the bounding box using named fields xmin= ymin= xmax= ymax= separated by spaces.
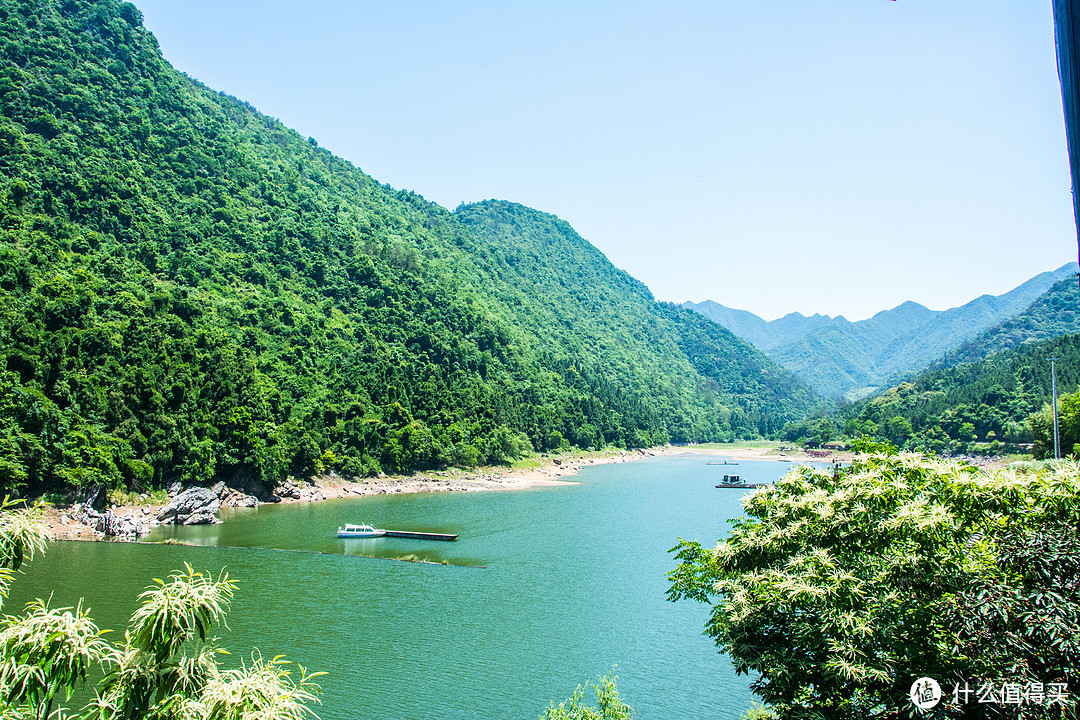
xmin=337 ymin=523 xmax=386 ymax=538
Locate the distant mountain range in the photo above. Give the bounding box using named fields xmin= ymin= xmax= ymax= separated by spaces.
xmin=934 ymin=274 xmax=1080 ymax=369
xmin=684 ymin=263 xmax=1079 ymax=398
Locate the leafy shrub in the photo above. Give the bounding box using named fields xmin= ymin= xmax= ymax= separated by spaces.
xmin=669 ymin=450 xmax=1080 ymax=719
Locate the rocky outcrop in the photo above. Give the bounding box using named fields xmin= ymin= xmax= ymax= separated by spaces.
xmin=273 ymin=479 xmax=324 ymax=502
xmin=222 ymin=468 xmax=275 ymax=502
xmin=275 ymin=480 xmax=302 ymax=499
xmin=78 ymin=484 xmax=107 ymax=511
xmin=95 ymin=510 xmax=145 ymax=537
xmin=72 ymin=505 xmax=102 ymax=527
xmin=226 ymin=492 xmax=259 ymax=507
xmin=156 ymin=487 xmax=221 ymax=525
xmin=210 ymin=480 xmax=260 ymax=508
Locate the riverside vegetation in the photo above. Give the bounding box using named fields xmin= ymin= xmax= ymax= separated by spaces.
xmin=669 ymin=445 xmax=1080 ymax=719
xmin=0 ymin=496 xmax=322 ymax=720
xmin=779 ymin=274 xmax=1080 ymax=456
xmin=784 ymin=332 xmax=1080 ymax=456
xmin=777 ymin=277 xmax=1080 ymax=457
xmin=0 ymin=0 xmax=819 ymax=501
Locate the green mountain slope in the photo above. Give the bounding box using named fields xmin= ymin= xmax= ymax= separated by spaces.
xmin=455 ymin=201 xmax=819 ymax=433
xmin=833 ymin=332 xmax=1080 ymax=455
xmin=685 ymin=263 xmax=1077 ymax=398
xmin=0 ymin=0 xmax=818 ymax=492
xmin=933 ymin=275 xmax=1080 ymax=367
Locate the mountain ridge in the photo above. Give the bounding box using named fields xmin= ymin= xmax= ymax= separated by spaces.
xmin=684 ymin=262 xmax=1078 ymax=397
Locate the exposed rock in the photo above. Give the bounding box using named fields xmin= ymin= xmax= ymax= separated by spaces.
xmin=167 ymin=481 xmax=183 ymax=497
xmin=223 ymin=468 xmax=275 ymax=502
xmin=275 ymin=480 xmax=302 ymax=500
xmin=210 ymin=481 xmax=226 ymax=498
xmin=78 ymin=484 xmax=107 ymax=511
xmin=303 ymin=487 xmax=325 ymax=502
xmin=156 ymin=487 xmax=221 ymax=525
xmin=95 ymin=510 xmax=146 ymax=537
xmin=226 ymin=492 xmax=259 ymax=508
xmin=72 ymin=505 xmax=101 ymax=526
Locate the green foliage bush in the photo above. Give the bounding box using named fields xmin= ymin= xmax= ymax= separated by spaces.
xmin=541 ymin=672 xmax=634 ymax=720
xmin=669 ymin=451 xmax=1080 ymax=719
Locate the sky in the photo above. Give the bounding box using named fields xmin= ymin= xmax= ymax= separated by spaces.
xmin=131 ymin=0 xmax=1078 ymax=322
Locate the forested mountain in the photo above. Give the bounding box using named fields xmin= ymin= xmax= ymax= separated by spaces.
xmin=822 ymin=332 xmax=1080 ymax=456
xmin=932 ymin=275 xmax=1080 ymax=368
xmin=684 ymin=263 xmax=1076 ymax=398
xmin=0 ymin=0 xmax=819 ymax=494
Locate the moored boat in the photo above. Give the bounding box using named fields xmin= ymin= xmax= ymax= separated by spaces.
xmin=337 ymin=523 xmax=387 ymax=538
xmin=715 ymin=474 xmax=765 ymax=489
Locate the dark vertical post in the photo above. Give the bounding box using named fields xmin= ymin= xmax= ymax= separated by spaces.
xmin=1052 ymin=356 xmax=1062 ymax=459
xmin=1054 ymin=0 xmax=1080 ymax=272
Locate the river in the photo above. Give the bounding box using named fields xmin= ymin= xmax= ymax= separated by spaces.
xmin=10 ymin=454 xmax=804 ymax=719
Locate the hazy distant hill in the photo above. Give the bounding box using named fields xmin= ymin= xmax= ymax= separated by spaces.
xmin=685 ymin=263 xmax=1077 ymax=398
xmin=0 ymin=0 xmax=819 ymax=493
xmin=933 ymin=275 xmax=1080 ymax=368
xmin=682 ymin=302 xmax=833 ymax=351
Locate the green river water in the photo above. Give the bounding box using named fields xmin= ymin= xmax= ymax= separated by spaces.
xmin=10 ymin=454 xmax=806 ymax=719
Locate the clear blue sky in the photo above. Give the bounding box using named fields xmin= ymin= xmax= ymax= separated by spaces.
xmin=133 ymin=0 xmax=1076 ymax=321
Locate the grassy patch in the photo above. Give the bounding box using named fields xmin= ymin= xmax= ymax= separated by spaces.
xmin=108 ymin=488 xmax=169 ymax=507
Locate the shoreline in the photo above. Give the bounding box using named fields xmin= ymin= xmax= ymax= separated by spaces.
xmin=40 ymin=443 xmax=841 ymax=541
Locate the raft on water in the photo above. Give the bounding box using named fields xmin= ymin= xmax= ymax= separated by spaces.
xmin=384 ymin=529 xmax=458 ymax=541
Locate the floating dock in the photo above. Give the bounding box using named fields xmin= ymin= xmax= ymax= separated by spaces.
xmin=384 ymin=530 xmax=458 ymax=541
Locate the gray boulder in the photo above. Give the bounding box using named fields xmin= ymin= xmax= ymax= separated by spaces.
xmin=156 ymin=487 xmax=221 ymax=525
xmin=226 ymin=492 xmax=259 ymax=508
xmin=96 ymin=511 xmax=146 ymax=537
xmin=275 ymin=480 xmax=302 ymax=500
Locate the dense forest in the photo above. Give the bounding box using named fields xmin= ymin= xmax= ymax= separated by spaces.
xmin=782 ymin=332 xmax=1080 ymax=455
xmin=778 ymin=276 xmax=1080 ymax=455
xmin=0 ymin=0 xmax=820 ymax=495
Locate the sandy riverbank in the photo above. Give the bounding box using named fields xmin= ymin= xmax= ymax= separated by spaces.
xmin=41 ymin=443 xmax=843 ymax=541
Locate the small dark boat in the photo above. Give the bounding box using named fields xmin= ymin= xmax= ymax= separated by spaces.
xmin=715 ymin=474 xmax=765 ymax=489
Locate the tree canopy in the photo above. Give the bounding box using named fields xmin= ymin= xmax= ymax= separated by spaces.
xmin=668 ymin=450 xmax=1080 ymax=719
xmin=793 ymin=333 xmax=1080 ymax=456
xmin=0 ymin=0 xmax=820 ymax=495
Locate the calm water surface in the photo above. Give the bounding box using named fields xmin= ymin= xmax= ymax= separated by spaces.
xmin=12 ymin=455 xmax=804 ymax=719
